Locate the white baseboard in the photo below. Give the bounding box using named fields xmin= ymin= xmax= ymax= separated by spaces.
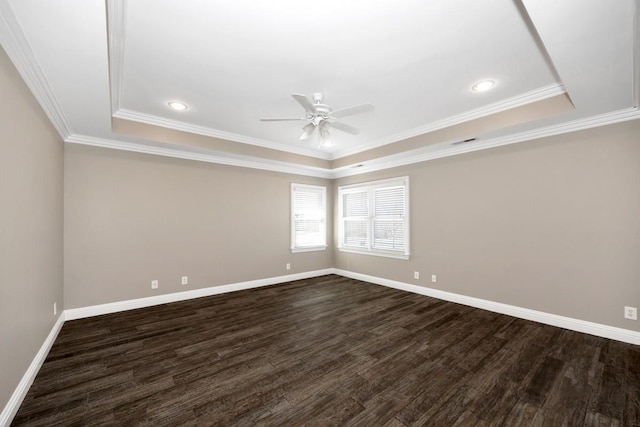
xmin=65 ymin=269 xmax=334 ymax=321
xmin=334 ymin=269 xmax=640 ymax=346
xmin=0 ymin=312 xmax=65 ymax=427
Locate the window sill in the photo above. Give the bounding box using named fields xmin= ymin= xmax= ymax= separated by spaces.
xmin=337 ymin=247 xmax=410 ymax=260
xmin=291 ymin=246 xmax=327 ymax=253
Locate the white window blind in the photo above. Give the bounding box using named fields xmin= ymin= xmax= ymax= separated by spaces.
xmin=343 ymin=191 xmax=369 ymax=248
xmin=338 ymin=177 xmax=409 ymax=259
xmin=291 ymin=183 xmax=327 ymax=252
xmin=373 ymin=186 xmax=406 ymax=251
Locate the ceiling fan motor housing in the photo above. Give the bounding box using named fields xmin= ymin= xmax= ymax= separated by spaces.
xmin=313 ymin=104 xmax=332 ymax=117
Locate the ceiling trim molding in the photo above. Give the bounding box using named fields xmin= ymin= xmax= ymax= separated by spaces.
xmin=332 ymin=107 xmax=640 ymax=178
xmin=113 ymin=83 xmax=565 ymax=163
xmin=67 ymin=107 xmax=640 ymax=181
xmin=330 ymin=82 xmax=567 ymax=159
xmin=0 ymin=1 xmax=73 ymax=139
xmin=113 ymin=108 xmax=333 ymax=160
xmin=106 ymin=0 xmax=126 ymax=115
xmin=65 ymin=134 xmax=333 ymax=179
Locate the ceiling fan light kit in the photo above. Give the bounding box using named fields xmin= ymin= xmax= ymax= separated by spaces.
xmin=260 ymin=92 xmax=374 ymax=148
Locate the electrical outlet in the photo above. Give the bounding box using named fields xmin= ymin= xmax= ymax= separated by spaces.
xmin=414 ymin=271 xmax=419 ymax=280
xmin=286 ymin=263 xmax=291 ymax=270
xmin=181 ymin=276 xmax=188 ymax=285
xmin=431 ymin=275 xmax=437 ymax=283
xmin=151 ymin=280 xmax=159 ymax=289
xmin=625 ymin=306 xmax=637 ymax=320
xmin=54 ymin=302 xmax=57 ymax=316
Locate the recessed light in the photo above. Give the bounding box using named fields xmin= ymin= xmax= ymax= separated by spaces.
xmin=471 ymin=80 xmax=496 ymax=92
xmin=168 ymin=101 xmax=188 ymax=111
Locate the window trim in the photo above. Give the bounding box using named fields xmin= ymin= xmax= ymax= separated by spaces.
xmin=290 ymin=183 xmax=327 ymax=253
xmin=338 ymin=176 xmax=410 ymax=259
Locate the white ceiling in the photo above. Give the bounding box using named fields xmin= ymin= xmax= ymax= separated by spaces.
xmin=1 ymin=0 xmax=638 ymax=177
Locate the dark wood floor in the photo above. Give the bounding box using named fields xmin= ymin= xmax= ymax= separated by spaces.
xmin=12 ymin=275 xmax=640 ymax=426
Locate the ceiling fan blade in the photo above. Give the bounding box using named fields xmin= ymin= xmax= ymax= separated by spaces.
xmin=259 ymin=118 xmax=305 ymax=121
xmin=291 ymin=94 xmax=316 ymax=114
xmin=331 ymin=103 xmax=374 ymax=118
xmin=299 ymin=123 xmax=316 ymax=140
xmin=330 ymin=121 xmax=359 ymax=135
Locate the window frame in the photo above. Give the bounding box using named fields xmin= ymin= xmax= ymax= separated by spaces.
xmin=338 ymin=176 xmax=410 ymax=259
xmin=290 ymin=183 xmax=327 ymax=253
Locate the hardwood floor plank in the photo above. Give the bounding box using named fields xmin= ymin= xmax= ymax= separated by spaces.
xmin=522 ymin=356 xmax=564 ymax=406
xmin=11 ymin=275 xmax=638 ymax=426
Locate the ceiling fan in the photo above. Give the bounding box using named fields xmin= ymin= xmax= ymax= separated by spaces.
xmin=260 ymin=93 xmax=374 ymax=145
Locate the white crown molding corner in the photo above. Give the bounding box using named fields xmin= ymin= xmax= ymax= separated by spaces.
xmin=330 ymin=82 xmax=566 ymax=160
xmin=333 ymin=269 xmax=640 ymax=346
xmin=106 ymin=0 xmax=126 ymax=115
xmin=64 ymin=269 xmax=335 ymax=321
xmin=331 ymin=107 xmax=640 ymax=178
xmin=113 ymin=109 xmax=332 ymax=161
xmin=0 ymin=2 xmax=73 ymax=140
xmin=65 ymin=134 xmax=333 ymax=178
xmin=0 ymin=312 xmax=65 ymax=427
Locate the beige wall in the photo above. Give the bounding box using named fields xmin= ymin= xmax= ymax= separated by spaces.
xmin=64 ymin=144 xmax=333 ymax=309
xmin=334 ymin=119 xmax=640 ymax=331
xmin=0 ymin=47 xmax=64 ymax=409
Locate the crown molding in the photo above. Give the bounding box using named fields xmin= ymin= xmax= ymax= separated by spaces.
xmin=66 ymin=134 xmax=333 ymax=178
xmin=68 ymin=107 xmax=640 ymax=180
xmin=115 ymin=81 xmax=563 ymax=163
xmin=332 ymin=107 xmax=640 ymax=178
xmin=0 ymin=1 xmax=73 ymax=139
xmin=330 ymin=82 xmax=567 ymax=160
xmin=106 ymin=0 xmax=126 ymax=115
xmin=113 ymin=108 xmax=332 ymax=160
xmin=111 ymin=79 xmax=564 ymax=165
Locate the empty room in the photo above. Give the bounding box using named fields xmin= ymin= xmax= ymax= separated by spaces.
xmin=1 ymin=0 xmax=639 ymax=425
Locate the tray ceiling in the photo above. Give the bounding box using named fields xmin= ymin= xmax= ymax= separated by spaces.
xmin=0 ymin=0 xmax=638 ymax=177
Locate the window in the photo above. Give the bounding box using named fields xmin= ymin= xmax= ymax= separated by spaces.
xmin=338 ymin=176 xmax=409 ymax=259
xmin=291 ymin=183 xmax=327 ymax=252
